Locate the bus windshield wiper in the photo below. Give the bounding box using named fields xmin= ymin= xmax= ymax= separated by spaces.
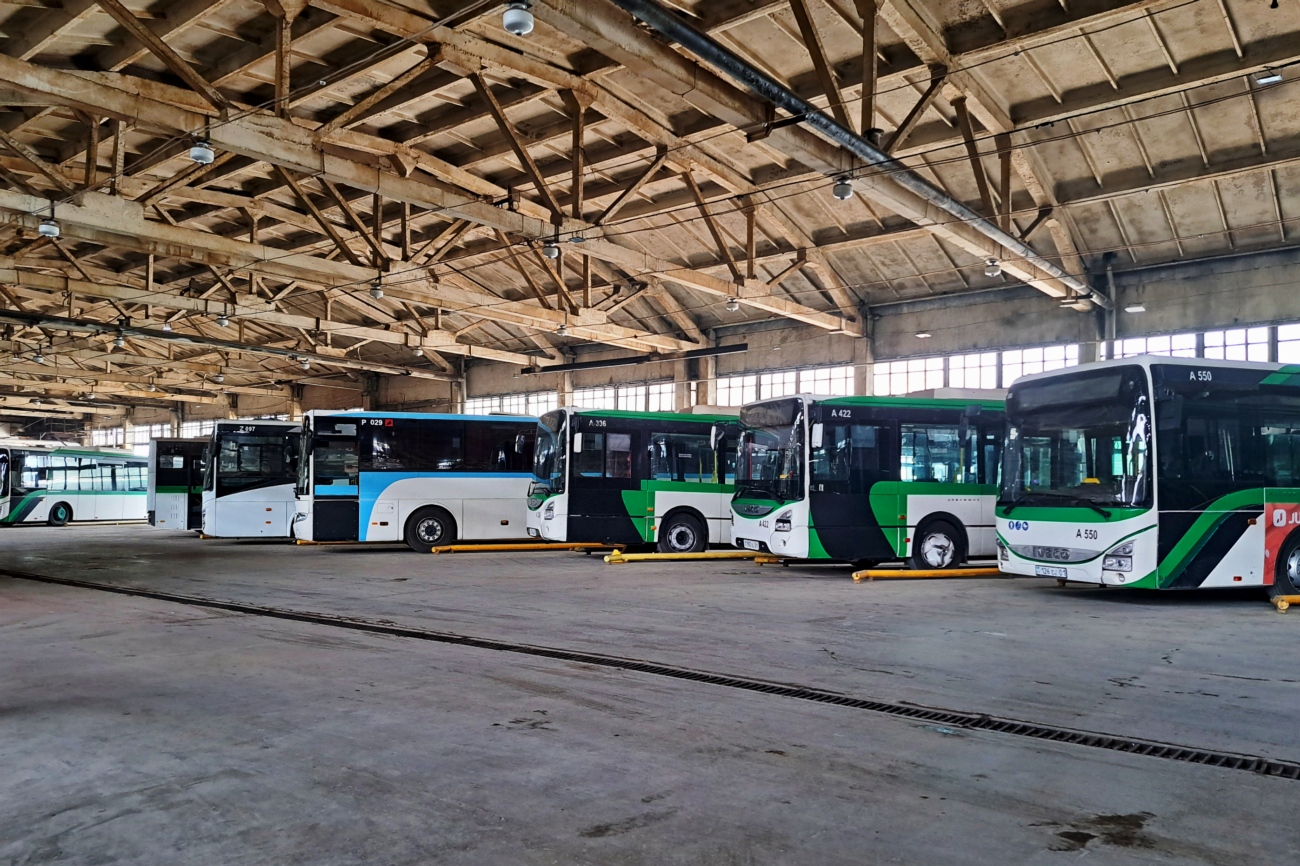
xmin=1021 ymin=490 xmax=1113 ymax=518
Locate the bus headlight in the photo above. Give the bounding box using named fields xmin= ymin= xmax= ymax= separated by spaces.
xmin=774 ymin=510 xmax=792 ymax=532
xmin=543 ymin=501 xmax=554 ymax=520
xmin=1103 ymin=540 xmax=1134 ymax=572
xmin=996 ymin=537 xmax=1009 ymax=561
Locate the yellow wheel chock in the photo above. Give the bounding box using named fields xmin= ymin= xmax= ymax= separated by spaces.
xmin=852 ymin=566 xmax=1002 ymax=583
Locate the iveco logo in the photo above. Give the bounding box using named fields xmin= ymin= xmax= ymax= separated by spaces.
xmin=1006 ymin=520 xmax=1030 ymax=531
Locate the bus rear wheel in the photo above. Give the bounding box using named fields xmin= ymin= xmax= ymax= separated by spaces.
xmin=657 ymin=512 xmax=706 ymax=554
xmin=909 ymin=520 xmax=963 ymax=570
xmin=405 ymin=507 xmax=456 ymax=553
xmin=1271 ymin=532 xmax=1300 ymax=598
xmin=47 ymin=502 xmax=72 ymax=526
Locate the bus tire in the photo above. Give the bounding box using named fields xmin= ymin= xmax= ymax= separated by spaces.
xmin=405 ymin=507 xmax=457 ymax=553
xmin=657 ymin=511 xmax=707 ymax=554
xmin=909 ymin=519 xmax=964 ymax=570
xmin=47 ymin=502 xmax=72 ymax=526
xmin=1271 ymin=531 xmax=1300 ymax=598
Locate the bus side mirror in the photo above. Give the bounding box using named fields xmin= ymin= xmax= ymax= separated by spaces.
xmin=710 ymin=426 xmax=719 ymax=450
xmin=515 ymin=432 xmax=527 ymax=454
xmin=810 ymin=422 xmax=824 ymax=449
xmin=572 ymin=432 xmax=583 ymax=453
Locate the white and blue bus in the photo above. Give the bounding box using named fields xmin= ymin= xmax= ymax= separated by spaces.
xmin=201 ymin=420 xmax=301 ymax=538
xmin=293 ymin=410 xmax=537 ymax=552
xmin=0 ymin=442 xmax=147 ymax=525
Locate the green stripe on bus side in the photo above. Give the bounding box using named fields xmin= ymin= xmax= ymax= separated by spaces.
xmin=155 ymin=486 xmax=202 ymax=494
xmin=1156 ymin=489 xmax=1264 ymax=587
xmin=1260 ymin=365 xmax=1300 ymax=385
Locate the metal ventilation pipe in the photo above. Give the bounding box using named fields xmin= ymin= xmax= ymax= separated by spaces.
xmin=605 ymin=0 xmax=1108 ymax=310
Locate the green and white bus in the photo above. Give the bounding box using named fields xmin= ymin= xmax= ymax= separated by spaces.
xmin=527 ymin=408 xmax=739 ymax=551
xmin=996 ymin=356 xmax=1300 ymax=595
xmin=731 ymin=393 xmax=1005 ymax=568
xmin=147 ymin=437 xmax=207 ymax=530
xmin=0 ymin=442 xmax=147 ymax=525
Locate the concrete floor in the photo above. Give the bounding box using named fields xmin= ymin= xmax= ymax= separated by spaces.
xmin=2 ymin=526 xmax=1298 ymax=864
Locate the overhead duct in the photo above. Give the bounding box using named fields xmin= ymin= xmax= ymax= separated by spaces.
xmin=602 ymin=0 xmax=1110 ymax=311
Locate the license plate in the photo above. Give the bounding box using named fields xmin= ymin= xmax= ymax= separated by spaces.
xmin=1035 ymin=565 xmax=1068 ymax=578
xmin=742 ymin=539 xmax=760 ymax=551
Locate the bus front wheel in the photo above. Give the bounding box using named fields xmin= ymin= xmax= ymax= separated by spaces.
xmin=47 ymin=502 xmax=72 ymax=526
xmin=1271 ymin=532 xmax=1300 ymax=598
xmin=405 ymin=507 xmax=457 ymax=553
xmin=909 ymin=520 xmax=963 ymax=570
xmin=657 ymin=512 xmax=706 ymax=554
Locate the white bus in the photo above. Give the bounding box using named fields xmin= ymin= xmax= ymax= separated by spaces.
xmin=293 ymin=410 xmax=537 ymax=552
xmin=997 ymin=355 xmax=1300 ymax=596
xmin=147 ymin=438 xmax=207 ymax=530
xmin=201 ymin=420 xmax=301 ymax=538
xmin=0 ymin=442 xmax=147 ymax=525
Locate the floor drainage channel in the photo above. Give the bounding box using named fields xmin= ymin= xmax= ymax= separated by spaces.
xmin=6 ymin=567 xmax=1300 ymax=782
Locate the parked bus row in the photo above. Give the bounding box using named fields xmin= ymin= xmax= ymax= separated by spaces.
xmin=13 ymin=355 xmax=1300 ymax=600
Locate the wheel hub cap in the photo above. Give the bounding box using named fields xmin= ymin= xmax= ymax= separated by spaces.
xmin=921 ymin=533 xmax=955 ymax=568
xmin=418 ymin=520 xmax=443 ymax=543
xmin=668 ymin=526 xmax=695 ymax=551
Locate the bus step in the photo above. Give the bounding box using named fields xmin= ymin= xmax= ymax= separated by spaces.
xmin=604 ymin=550 xmax=774 ymax=565
xmin=430 ymin=542 xmax=626 ymax=554
xmin=852 ymin=566 xmax=1002 ymax=583
xmin=1270 ymin=594 xmax=1300 ymax=613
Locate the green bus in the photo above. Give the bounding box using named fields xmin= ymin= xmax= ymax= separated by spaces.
xmin=730 ymin=393 xmax=1005 ymax=568
xmin=527 ymin=407 xmax=739 ymax=551
xmin=997 ymin=356 xmax=1300 ymax=595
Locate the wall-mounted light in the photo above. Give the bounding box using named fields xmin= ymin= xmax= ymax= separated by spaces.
xmin=503 ymin=1 xmax=534 ymax=36
xmin=189 ymin=140 xmax=215 ymax=165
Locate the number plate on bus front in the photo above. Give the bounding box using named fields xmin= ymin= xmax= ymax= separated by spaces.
xmin=1035 ymin=565 xmax=1068 ymax=578
xmin=742 ymin=539 xmax=760 ymax=550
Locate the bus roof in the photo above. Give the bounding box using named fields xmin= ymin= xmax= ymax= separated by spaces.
xmin=304 ymin=410 xmax=535 ymax=423
xmin=213 ymin=419 xmax=300 ymax=429
xmin=560 ymin=407 xmax=739 ymax=424
xmin=742 ymin=393 xmax=1005 ymax=411
xmin=1 ymin=443 xmax=140 ymax=459
xmin=1009 ymin=355 xmax=1300 ymax=389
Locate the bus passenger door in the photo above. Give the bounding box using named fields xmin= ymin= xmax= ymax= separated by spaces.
xmin=0 ymin=448 xmax=9 ymax=520
xmin=809 ymin=420 xmax=898 ymax=561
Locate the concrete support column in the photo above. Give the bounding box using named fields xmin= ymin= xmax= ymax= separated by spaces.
xmin=853 ymin=327 xmax=874 ymax=396
xmin=168 ymin=407 xmax=181 ymax=437
xmin=558 ymin=371 xmax=574 ymax=407
xmin=123 ymin=411 xmax=134 ymax=449
xmin=674 ymin=361 xmax=692 ymax=411
xmin=288 ymin=384 xmax=304 ymax=420
xmin=697 ymin=354 xmax=717 ymax=406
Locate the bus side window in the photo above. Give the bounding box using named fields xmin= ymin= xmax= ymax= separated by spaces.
xmin=901 ymin=424 xmax=962 ymax=483
xmin=606 ymin=433 xmax=632 ymax=479
xmin=576 ymin=433 xmax=605 ymax=477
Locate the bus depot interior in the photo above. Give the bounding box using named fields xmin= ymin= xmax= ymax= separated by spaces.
xmin=2 ymin=2 xmax=1300 ymax=862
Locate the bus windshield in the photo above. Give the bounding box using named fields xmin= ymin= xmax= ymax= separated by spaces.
xmin=208 ymin=432 xmax=297 ymax=497
xmin=530 ymin=410 xmax=566 ymax=497
xmin=1001 ymin=366 xmax=1151 ymax=509
xmin=737 ymin=399 xmax=805 ymax=503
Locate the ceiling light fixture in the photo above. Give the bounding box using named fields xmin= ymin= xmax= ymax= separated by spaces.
xmin=216 ymin=314 xmax=230 ymax=327
xmin=113 ymin=334 xmax=126 ymax=348
xmin=369 ymin=278 xmax=384 ymax=300
xmin=725 ymin=297 xmax=740 ymax=312
xmin=1255 ymin=68 xmax=1283 ymax=86
xmin=831 ymin=176 xmax=854 ymax=201
xmin=189 ymin=140 xmax=215 ymax=165
xmin=32 ymin=348 xmax=45 ymax=364
xmin=147 ymin=383 xmax=157 ymax=392
xmin=984 ymin=258 xmax=1002 ymax=278
xmin=161 ymin=321 xmax=173 ymax=332
xmin=503 ymin=1 xmax=534 ymax=36
xmin=214 ymin=373 xmax=224 ymax=384
xmin=915 ymin=332 xmax=933 ymax=339
xmin=38 ymin=217 xmax=60 ymax=239
xmin=541 ymin=239 xmax=561 ymax=259
xmin=414 ymin=348 xmax=424 ymax=357
xmin=301 ymin=358 xmax=310 ymax=371
xmin=86 ymin=392 xmax=95 ymax=400
xmin=1125 ymin=303 xmax=1147 ymax=313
